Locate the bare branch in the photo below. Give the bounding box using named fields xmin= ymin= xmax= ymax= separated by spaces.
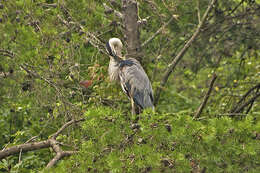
xmin=0 ymin=118 xmax=85 ymax=168
xmin=230 ymin=83 xmax=260 ymax=113
xmin=0 ymin=141 xmax=50 ymax=160
xmin=0 ymin=49 xmax=15 ymax=58
xmin=46 ymin=150 xmax=78 ymax=168
xmin=228 ymin=0 xmax=245 ymax=15
xmin=154 ymin=0 xmax=217 ymax=105
xmin=196 ymin=0 xmax=201 ymax=24
xmin=20 ymin=64 xmax=62 ymax=95
xmin=51 ymin=118 xmax=85 ymax=139
xmin=232 ymin=92 xmax=260 ymax=115
xmin=194 ymin=74 xmax=217 ymax=118
xmin=141 ymin=16 xmax=174 ymax=48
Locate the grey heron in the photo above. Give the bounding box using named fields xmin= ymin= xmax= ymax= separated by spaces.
xmin=106 ymin=38 xmax=154 ymax=114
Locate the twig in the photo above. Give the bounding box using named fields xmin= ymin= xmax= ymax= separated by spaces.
xmin=196 ymin=0 xmax=201 ymax=24
xmin=228 ymin=0 xmax=245 ymax=15
xmin=57 ymin=11 xmax=108 ymax=55
xmin=103 ymin=3 xmax=123 ymax=18
xmin=194 ymin=74 xmax=217 ymax=118
xmin=154 ymin=0 xmax=217 ymax=105
xmin=0 ymin=49 xmax=15 ymax=58
xmin=20 ymin=64 xmax=62 ymax=96
xmin=218 ymin=113 xmax=247 ymax=116
xmin=51 ymin=118 xmax=85 ymax=139
xmin=141 ymin=16 xmax=174 ymax=48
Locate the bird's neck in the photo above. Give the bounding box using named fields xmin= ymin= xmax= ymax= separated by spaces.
xmin=108 ymin=59 xmax=120 ymax=82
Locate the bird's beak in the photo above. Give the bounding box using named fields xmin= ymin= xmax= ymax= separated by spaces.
xmin=106 ymin=41 xmax=113 ymax=57
xmin=106 ymin=41 xmax=119 ymax=58
xmin=111 ymin=47 xmax=117 ymax=57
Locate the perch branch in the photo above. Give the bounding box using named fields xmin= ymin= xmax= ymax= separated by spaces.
xmin=0 ymin=141 xmax=50 ymax=160
xmin=0 ymin=118 xmax=85 ymax=168
xmin=194 ymin=74 xmax=217 ymax=118
xmin=154 ymin=0 xmax=217 ymax=105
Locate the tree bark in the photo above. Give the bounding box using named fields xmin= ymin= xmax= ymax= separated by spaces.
xmin=122 ymin=0 xmax=141 ymax=62
xmin=154 ymin=0 xmax=217 ymax=105
xmin=0 ymin=118 xmax=85 ymax=169
xmin=0 ymin=141 xmax=50 ymax=160
xmin=194 ymin=74 xmax=217 ymax=118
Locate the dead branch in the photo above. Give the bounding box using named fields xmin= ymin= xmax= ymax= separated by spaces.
xmin=0 ymin=49 xmax=15 ymax=58
xmin=0 ymin=118 xmax=85 ymax=168
xmin=231 ymin=92 xmax=260 ymax=115
xmin=46 ymin=150 xmax=77 ymax=168
xmin=37 ymin=3 xmax=58 ymax=8
xmin=0 ymin=141 xmax=50 ymax=160
xmin=230 ymin=83 xmax=260 ymax=113
xmin=154 ymin=0 xmax=217 ymax=105
xmin=194 ymin=74 xmax=217 ymax=118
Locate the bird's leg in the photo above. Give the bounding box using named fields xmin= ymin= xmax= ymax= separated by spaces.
xmin=131 ymin=98 xmax=136 ymax=115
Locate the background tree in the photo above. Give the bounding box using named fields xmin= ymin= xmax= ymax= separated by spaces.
xmin=0 ymin=0 xmax=259 ymax=172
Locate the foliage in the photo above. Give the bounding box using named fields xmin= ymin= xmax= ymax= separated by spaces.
xmin=49 ymin=107 xmax=260 ymax=173
xmin=0 ymin=0 xmax=259 ymax=172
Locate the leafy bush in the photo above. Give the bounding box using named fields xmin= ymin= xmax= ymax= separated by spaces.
xmin=49 ymin=107 xmax=260 ymax=173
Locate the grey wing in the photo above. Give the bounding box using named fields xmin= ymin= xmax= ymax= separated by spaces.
xmin=119 ymin=59 xmax=154 ymax=109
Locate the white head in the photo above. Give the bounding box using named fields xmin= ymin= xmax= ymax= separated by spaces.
xmin=106 ymin=38 xmax=123 ymax=58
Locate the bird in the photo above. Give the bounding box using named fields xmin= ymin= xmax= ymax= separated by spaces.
xmin=106 ymin=38 xmax=154 ymax=115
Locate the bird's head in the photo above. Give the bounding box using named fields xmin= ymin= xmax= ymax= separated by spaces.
xmin=106 ymin=38 xmax=123 ymax=60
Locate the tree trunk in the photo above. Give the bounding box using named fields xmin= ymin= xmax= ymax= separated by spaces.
xmin=122 ymin=0 xmax=141 ymax=62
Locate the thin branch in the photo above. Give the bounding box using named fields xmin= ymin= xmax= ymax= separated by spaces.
xmin=246 ymin=88 xmax=259 ymax=114
xmin=230 ymin=83 xmax=260 ymax=113
xmin=103 ymin=3 xmax=123 ymax=18
xmin=196 ymin=0 xmax=201 ymax=24
xmin=228 ymin=0 xmax=245 ymax=15
xmin=58 ymin=11 xmax=108 ymax=55
xmin=232 ymin=92 xmax=260 ymax=115
xmin=20 ymin=64 xmax=62 ymax=96
xmin=51 ymin=118 xmax=85 ymax=139
xmin=0 ymin=49 xmax=15 ymax=58
xmin=154 ymin=0 xmax=217 ymax=105
xmin=141 ymin=16 xmax=174 ymax=48
xmin=194 ymin=74 xmax=217 ymax=119
xmin=46 ymin=150 xmax=78 ymax=168
xmin=218 ymin=113 xmax=247 ymax=116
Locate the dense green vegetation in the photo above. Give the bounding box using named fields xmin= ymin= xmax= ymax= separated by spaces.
xmin=0 ymin=0 xmax=259 ymax=172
